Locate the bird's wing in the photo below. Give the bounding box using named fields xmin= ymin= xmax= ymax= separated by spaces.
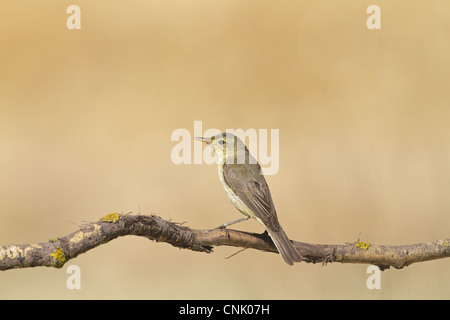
xmin=222 ymin=162 xmax=280 ymax=231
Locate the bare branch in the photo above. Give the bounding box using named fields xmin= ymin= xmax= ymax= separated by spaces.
xmin=1 ymin=213 xmax=449 ymax=271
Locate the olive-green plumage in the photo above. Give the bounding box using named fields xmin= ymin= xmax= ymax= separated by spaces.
xmin=196 ymin=132 xmax=301 ymax=265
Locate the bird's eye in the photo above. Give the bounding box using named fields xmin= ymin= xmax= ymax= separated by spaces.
xmin=218 ymin=140 xmax=225 ymax=145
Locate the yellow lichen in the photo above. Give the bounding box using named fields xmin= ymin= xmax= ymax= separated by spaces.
xmin=355 ymin=241 xmax=371 ymax=250
xmin=49 ymin=238 xmax=58 ymax=242
xmin=101 ymin=213 xmax=120 ymax=223
xmin=51 ymin=247 xmax=66 ymax=268
xmin=443 ymin=239 xmax=450 ymax=247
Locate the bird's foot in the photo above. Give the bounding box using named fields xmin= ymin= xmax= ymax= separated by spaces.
xmin=215 ymin=217 xmax=250 ymax=229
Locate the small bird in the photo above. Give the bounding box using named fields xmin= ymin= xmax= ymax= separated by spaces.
xmin=196 ymin=132 xmax=302 ymax=265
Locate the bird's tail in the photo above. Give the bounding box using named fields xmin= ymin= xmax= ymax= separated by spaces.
xmin=267 ymin=227 xmax=302 ymax=266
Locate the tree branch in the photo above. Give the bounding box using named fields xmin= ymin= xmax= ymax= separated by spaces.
xmin=1 ymin=213 xmax=449 ymax=271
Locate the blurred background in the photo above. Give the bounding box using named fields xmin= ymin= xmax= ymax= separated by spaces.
xmin=1 ymin=0 xmax=449 ymax=299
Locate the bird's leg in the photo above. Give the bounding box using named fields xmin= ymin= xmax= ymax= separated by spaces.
xmin=216 ymin=216 xmax=250 ymax=229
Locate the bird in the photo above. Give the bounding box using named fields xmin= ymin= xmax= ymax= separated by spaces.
xmin=195 ymin=132 xmax=302 ymax=265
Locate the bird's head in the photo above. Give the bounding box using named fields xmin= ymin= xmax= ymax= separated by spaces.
xmin=195 ymin=132 xmax=250 ymax=164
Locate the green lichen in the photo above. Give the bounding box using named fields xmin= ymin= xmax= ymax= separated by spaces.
xmin=101 ymin=213 xmax=120 ymax=223
xmin=51 ymin=247 xmax=66 ymax=268
xmin=355 ymin=241 xmax=371 ymax=250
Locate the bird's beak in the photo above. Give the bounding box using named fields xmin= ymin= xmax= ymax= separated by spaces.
xmin=194 ymin=136 xmax=212 ymax=144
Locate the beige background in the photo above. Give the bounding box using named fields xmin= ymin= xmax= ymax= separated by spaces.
xmin=1 ymin=1 xmax=449 ymax=299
